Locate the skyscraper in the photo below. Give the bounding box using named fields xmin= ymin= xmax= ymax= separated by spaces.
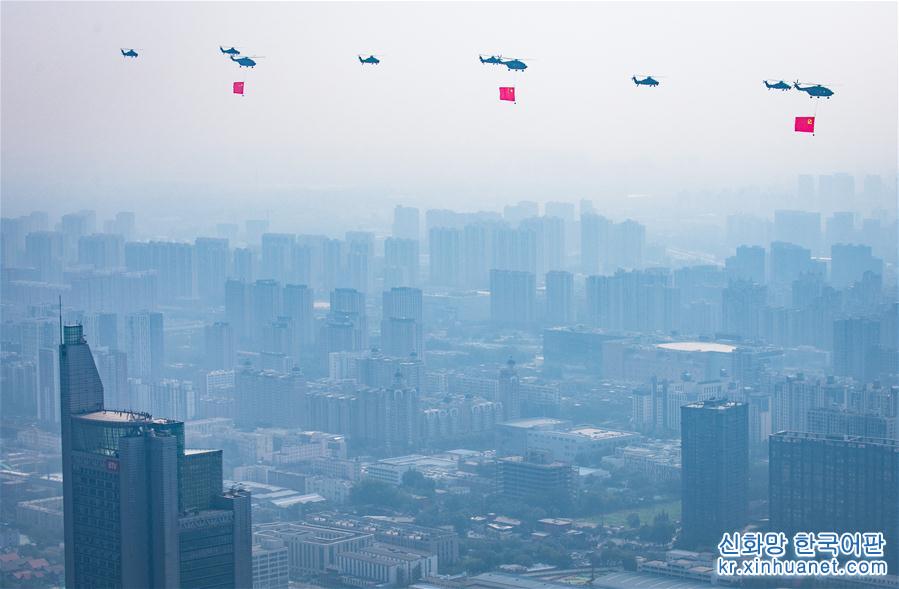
xmin=125 ymin=310 xmax=164 ymax=381
xmin=204 ymin=321 xmax=236 ymax=370
xmin=393 ymin=205 xmax=420 ymax=241
xmin=261 ymin=233 xmax=295 ymax=283
xmin=384 ymin=237 xmax=420 ymax=288
xmin=544 ymin=270 xmax=574 ymax=325
xmin=490 ymin=269 xmax=536 ymax=326
xmin=381 ymin=287 xmax=424 ymax=359
xmin=60 ymin=324 xmax=251 ymax=588
xmin=282 ymin=283 xmax=315 ymax=356
xmin=429 ymin=227 xmax=463 ymax=287
xmin=833 ymin=316 xmax=881 ymax=383
xmin=725 ymin=245 xmax=766 ymax=285
xmin=830 ymin=243 xmax=883 ymax=289
xmin=680 ymin=399 xmax=749 ymax=549
xmin=195 ymin=237 xmax=230 ymax=303
xmin=769 ymin=432 xmax=899 ymax=571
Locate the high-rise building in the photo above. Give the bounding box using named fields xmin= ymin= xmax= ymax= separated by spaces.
xmin=462 ymin=223 xmax=491 ymax=289
xmin=38 ymin=347 xmax=60 ymax=425
xmin=78 ymin=233 xmax=124 ymax=269
xmin=772 ymin=375 xmax=825 ymax=433
xmin=497 ymin=359 xmax=521 ymax=421
xmin=381 ymin=287 xmax=424 ymax=359
xmin=680 ymin=399 xmax=749 ymax=549
xmin=124 ymin=240 xmax=195 ymax=302
xmin=384 ymin=237 xmax=420 ymax=288
xmin=830 ymin=244 xmax=883 ymax=289
xmin=282 ymin=284 xmax=315 ymax=355
xmin=25 ymin=230 xmax=64 ymax=283
xmin=125 ymin=310 xmax=164 ymax=381
xmin=833 ymin=317 xmax=881 ymax=383
xmin=225 ymin=279 xmax=253 ymax=343
xmin=195 ymin=237 xmax=229 ymax=303
xmin=429 ymin=227 xmax=463 ymax=287
xmin=725 ymin=245 xmax=766 ymax=285
xmin=721 ymin=280 xmax=766 ymax=340
xmin=544 ymin=270 xmax=574 ymax=325
xmin=491 ymin=225 xmax=537 ymax=275
xmin=490 ymin=269 xmax=536 ymax=326
xmin=586 ymin=270 xmax=678 ymax=333
xmin=253 ymin=279 xmax=282 ymax=343
xmin=108 ymin=211 xmax=135 ymax=240
xmin=824 ymin=211 xmax=856 ymax=249
xmin=94 ymin=348 xmax=129 ymax=410
xmin=261 ymin=233 xmax=295 ymax=283
xmin=393 ymin=205 xmax=420 ymax=241
xmin=769 ymin=241 xmax=820 ymax=288
xmin=232 ymin=247 xmax=254 ymax=282
xmin=346 ymin=237 xmax=372 ymax=294
xmin=773 ymin=210 xmax=822 ymax=255
xmin=204 ymin=321 xmax=236 ymax=370
xmin=769 ymin=432 xmax=899 ymax=571
xmin=60 ymin=210 xmax=96 ymax=263
xmin=503 ymin=201 xmax=539 ymax=226
xmin=59 ymin=324 xmax=251 ymax=588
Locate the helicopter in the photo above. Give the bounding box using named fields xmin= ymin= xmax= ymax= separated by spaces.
xmin=793 ymin=81 xmax=834 ymax=98
xmin=230 ymin=55 xmax=261 ymax=68
xmin=120 ymin=48 xmax=138 ymax=58
xmin=358 ymin=55 xmax=380 ymax=65
xmin=500 ymin=58 xmax=528 ymax=71
xmin=479 ymin=54 xmax=504 ymax=65
xmin=632 ymin=75 xmax=660 ymax=87
xmin=219 ymin=46 xmax=241 ymax=56
xmin=764 ymin=80 xmax=791 ymax=91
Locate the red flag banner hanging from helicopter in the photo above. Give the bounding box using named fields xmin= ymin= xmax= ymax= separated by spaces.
xmin=499 ymin=87 xmax=515 ymax=102
xmin=794 ymin=116 xmax=815 ymax=133
xmin=233 ymin=81 xmax=245 ymax=95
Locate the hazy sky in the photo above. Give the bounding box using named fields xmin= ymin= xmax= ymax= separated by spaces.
xmin=2 ymin=1 xmax=896 ymax=230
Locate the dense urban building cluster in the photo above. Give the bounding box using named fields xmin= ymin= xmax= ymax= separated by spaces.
xmin=1 ymin=173 xmax=898 ymax=588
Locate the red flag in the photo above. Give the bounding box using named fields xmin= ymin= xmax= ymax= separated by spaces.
xmin=794 ymin=116 xmax=815 ymax=133
xmin=233 ymin=81 xmax=245 ymax=95
xmin=499 ymin=87 xmax=515 ymax=102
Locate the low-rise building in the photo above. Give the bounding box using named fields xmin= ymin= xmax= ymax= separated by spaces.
xmin=338 ymin=542 xmax=437 ymax=587
xmin=252 ymin=536 xmax=289 ymax=589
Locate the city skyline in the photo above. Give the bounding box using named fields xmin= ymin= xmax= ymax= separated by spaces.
xmin=1 ymin=2 xmax=898 ymax=588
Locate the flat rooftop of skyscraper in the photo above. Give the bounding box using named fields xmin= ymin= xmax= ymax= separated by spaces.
xmin=74 ymin=410 xmax=176 ymax=425
xmin=773 ymin=431 xmax=899 ymax=447
xmin=683 ymin=399 xmax=743 ymax=410
xmin=656 ymin=341 xmax=736 ymax=353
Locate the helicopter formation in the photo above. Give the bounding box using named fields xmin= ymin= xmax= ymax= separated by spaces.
xmin=764 ymin=79 xmax=835 ymax=98
xmin=119 ymin=46 xmax=835 ymax=131
xmin=213 ymin=46 xmax=264 ymax=68
xmin=118 ymin=47 xmax=836 ymax=98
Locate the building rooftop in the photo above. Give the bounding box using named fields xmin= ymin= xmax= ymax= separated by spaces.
xmin=683 ymin=399 xmax=744 ymax=411
xmin=74 ymin=410 xmax=175 ymax=425
xmin=592 ymin=571 xmax=715 ymax=589
xmin=568 ymin=427 xmax=637 ymax=441
xmin=656 ymin=342 xmax=736 ymax=353
xmin=498 ymin=418 xmax=568 ymax=430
